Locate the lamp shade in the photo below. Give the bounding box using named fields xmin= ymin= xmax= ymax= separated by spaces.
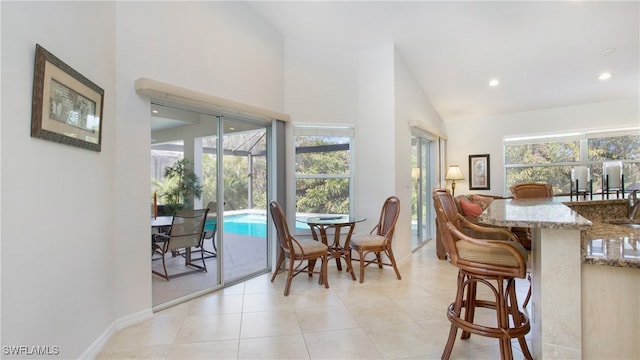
xmin=446 ymin=165 xmax=464 ymax=180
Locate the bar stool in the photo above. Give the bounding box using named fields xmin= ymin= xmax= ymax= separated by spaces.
xmin=433 ymin=189 xmax=532 ymax=360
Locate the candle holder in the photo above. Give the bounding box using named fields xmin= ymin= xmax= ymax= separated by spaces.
xmin=602 ymin=161 xmax=624 ymax=199
xmin=570 ymin=166 xmax=592 ymax=201
xmin=570 ymin=179 xmax=593 ymax=201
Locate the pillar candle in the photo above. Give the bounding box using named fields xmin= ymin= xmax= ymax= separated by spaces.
xmin=571 ymin=166 xmax=589 ymax=191
xmin=605 ymin=164 xmax=621 ymax=188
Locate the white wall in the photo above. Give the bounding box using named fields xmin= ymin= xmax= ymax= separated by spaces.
xmin=282 ymin=38 xmax=359 ymax=214
xmin=393 ymin=49 xmax=445 ymax=260
xmin=1 ymin=1 xmax=284 ymax=358
xmin=283 ymin=40 xmax=446 ymax=265
xmin=1 ymin=2 xmax=116 ymax=358
xmin=445 ymin=98 xmax=640 ymax=196
xmin=284 ymin=38 xmax=359 ymax=124
xmin=355 ymin=44 xmax=397 ymax=235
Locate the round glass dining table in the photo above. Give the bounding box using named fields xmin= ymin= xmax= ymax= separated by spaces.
xmin=297 ymin=216 xmax=366 ymax=280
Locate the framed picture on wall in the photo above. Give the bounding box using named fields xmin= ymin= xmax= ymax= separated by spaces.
xmin=31 ymin=44 xmax=104 ymax=152
xmin=469 ymin=154 xmax=490 ymax=190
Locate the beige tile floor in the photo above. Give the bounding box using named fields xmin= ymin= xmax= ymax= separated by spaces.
xmin=99 ymin=240 xmax=532 ymax=359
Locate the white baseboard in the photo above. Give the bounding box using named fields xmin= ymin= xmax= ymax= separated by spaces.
xmin=79 ymin=308 xmax=153 ymax=359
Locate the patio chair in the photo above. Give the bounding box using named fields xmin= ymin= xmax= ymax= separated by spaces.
xmin=152 ymin=208 xmax=209 ymax=280
xmin=269 ymin=201 xmax=329 ymax=296
xmin=348 ymin=196 xmax=401 ymax=283
xmin=201 ymin=201 xmax=218 ymax=259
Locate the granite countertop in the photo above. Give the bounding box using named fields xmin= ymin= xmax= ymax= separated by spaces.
xmin=478 ymin=198 xmax=592 ymax=229
xmin=479 ymin=197 xmax=640 ymax=269
xmin=582 ymin=221 xmax=640 ymax=269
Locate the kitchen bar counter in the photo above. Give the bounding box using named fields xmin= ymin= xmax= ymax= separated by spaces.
xmin=479 ymin=197 xmax=640 ymax=359
xmin=479 ymin=198 xmax=589 ymax=359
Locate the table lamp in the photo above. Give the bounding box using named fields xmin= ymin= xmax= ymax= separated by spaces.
xmin=446 ymin=165 xmax=465 ymax=197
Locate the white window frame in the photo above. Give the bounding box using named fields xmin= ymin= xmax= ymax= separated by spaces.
xmin=293 ymin=123 xmax=356 ymax=219
xmin=503 ymin=127 xmax=640 ymax=194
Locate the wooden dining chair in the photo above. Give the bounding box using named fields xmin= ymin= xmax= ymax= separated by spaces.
xmin=269 ymin=201 xmax=329 ymax=296
xmin=348 ymin=196 xmax=401 ymax=283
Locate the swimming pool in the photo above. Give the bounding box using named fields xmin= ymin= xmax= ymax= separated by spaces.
xmin=205 ymin=212 xmax=307 ymax=237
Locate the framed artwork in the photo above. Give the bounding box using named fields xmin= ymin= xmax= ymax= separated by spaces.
xmin=469 ymin=154 xmax=490 ymax=190
xmin=31 ymin=44 xmax=104 ymax=151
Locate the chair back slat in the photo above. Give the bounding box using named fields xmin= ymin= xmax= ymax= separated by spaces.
xmin=269 ymin=201 xmax=293 ymax=253
xmin=166 ymin=209 xmax=208 ymax=251
xmin=377 ymin=196 xmax=400 ymax=240
xmin=510 ymin=182 xmax=553 ymax=199
xmin=432 ymin=188 xmax=460 ymax=260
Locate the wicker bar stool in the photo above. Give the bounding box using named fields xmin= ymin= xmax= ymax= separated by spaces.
xmin=433 ymin=189 xmax=532 ymax=360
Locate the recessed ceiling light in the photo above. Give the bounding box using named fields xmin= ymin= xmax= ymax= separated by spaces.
xmin=598 ymin=72 xmax=612 ymax=81
xmin=152 ymin=109 xmax=159 ymax=114
xmin=489 ymin=79 xmax=499 ymax=87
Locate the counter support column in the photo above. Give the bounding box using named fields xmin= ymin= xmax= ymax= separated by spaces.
xmin=531 ymin=227 xmax=582 ymax=359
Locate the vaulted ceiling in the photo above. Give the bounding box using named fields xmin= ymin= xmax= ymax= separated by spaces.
xmin=249 ymin=1 xmax=639 ymax=122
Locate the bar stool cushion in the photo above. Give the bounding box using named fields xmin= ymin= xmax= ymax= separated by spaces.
xmin=457 ymin=240 xmax=527 ymax=268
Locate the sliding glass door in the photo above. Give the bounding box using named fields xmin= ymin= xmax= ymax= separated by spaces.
xmin=411 ymin=135 xmax=435 ymax=249
xmin=216 ymin=116 xmax=269 ymax=284
xmin=150 ymin=104 xmax=271 ymax=307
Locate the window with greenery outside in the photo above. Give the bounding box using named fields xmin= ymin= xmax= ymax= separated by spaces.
xmin=295 ymin=135 xmax=351 ymax=215
xmin=504 ymin=131 xmax=640 ymax=194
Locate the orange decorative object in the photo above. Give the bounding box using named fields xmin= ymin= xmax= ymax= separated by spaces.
xmin=153 ymin=192 xmax=158 ymax=219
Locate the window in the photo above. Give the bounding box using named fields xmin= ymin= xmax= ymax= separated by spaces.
xmin=504 ymin=128 xmax=640 ymax=194
xmin=294 ymin=125 xmax=354 ymax=216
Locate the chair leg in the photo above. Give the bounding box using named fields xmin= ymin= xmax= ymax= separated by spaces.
xmin=283 ymin=257 xmax=295 ymax=296
xmin=523 ymin=273 xmax=532 ymax=307
xmin=185 ymin=246 xmax=208 ymax=273
xmin=271 ymin=251 xmax=285 ymax=282
xmin=376 ymin=251 xmax=383 ymax=269
xmin=321 ymin=255 xmax=329 ymax=289
xmin=496 ymin=277 xmax=514 ymax=360
xmin=386 ymin=247 xmax=402 ymax=280
xmin=508 ymin=280 xmax=533 ymax=360
xmin=442 ymin=271 xmax=466 ymax=360
xmin=460 ymin=278 xmax=476 ymax=340
xmin=358 ymin=249 xmax=366 ymax=284
xmin=308 ymin=258 xmax=317 ymax=277
xmin=156 ymin=251 xmax=169 ymax=281
xmin=198 ymin=247 xmax=207 ymax=272
xmin=345 ymin=247 xmax=356 ymax=281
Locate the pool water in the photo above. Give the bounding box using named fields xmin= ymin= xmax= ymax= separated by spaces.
xmin=205 ymin=213 xmax=307 ymax=237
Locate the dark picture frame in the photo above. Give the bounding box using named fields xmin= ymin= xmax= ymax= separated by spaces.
xmin=31 ymin=44 xmax=104 ymax=152
xmin=469 ymin=154 xmax=490 ymax=190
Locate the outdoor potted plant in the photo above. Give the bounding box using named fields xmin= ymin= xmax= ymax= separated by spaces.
xmin=155 ymin=159 xmax=203 ymax=216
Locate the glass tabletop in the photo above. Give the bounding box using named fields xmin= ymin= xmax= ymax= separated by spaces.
xmin=297 ymin=215 xmax=366 ymax=225
xmin=151 ymin=216 xmax=173 ymax=228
